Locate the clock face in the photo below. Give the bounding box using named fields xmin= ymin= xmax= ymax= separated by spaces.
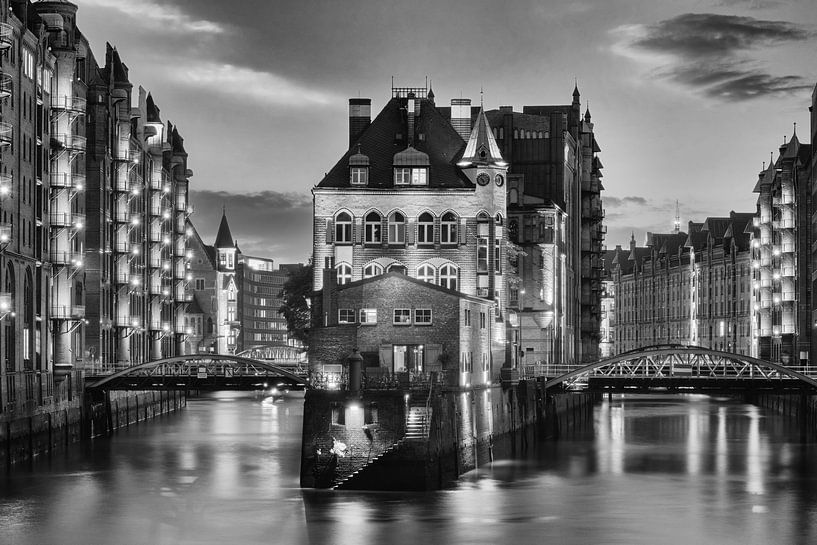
xmin=495 ymin=174 xmax=504 ymax=187
xmin=477 ymin=173 xmax=490 ymax=186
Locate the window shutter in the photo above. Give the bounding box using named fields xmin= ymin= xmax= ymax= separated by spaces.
xmin=325 ymin=219 xmax=333 ymax=244
xmin=354 ymin=217 xmax=362 ymax=244
xmin=459 ymin=218 xmax=467 ymax=245
xmin=407 ymin=220 xmax=415 ymax=244
xmin=425 ymin=344 xmax=442 ymax=371
xmin=379 ymin=344 xmax=393 ymax=370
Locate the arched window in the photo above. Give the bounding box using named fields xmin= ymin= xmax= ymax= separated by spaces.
xmin=495 ymin=213 xmax=504 ymax=226
xmin=439 ymin=264 xmax=458 ymax=291
xmin=24 ymin=270 xmax=33 ymax=369
xmin=387 ymin=263 xmax=407 ymax=275
xmin=417 ymin=264 xmax=435 ymax=283
xmin=336 ymin=263 xmax=352 ymax=285
xmin=364 ymin=211 xmax=381 ymax=244
xmin=4 ymin=263 xmax=15 ymax=371
xmin=441 ymin=212 xmax=458 ymax=244
xmin=418 ymin=212 xmax=434 ymax=245
xmin=363 ymin=263 xmax=383 ymax=278
xmin=335 ymin=212 xmax=352 ymax=244
xmin=388 ymin=212 xmax=405 ymax=244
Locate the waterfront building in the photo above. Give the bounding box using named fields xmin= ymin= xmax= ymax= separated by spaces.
xmin=600 ymin=248 xmax=616 ymax=358
xmin=483 ymin=92 xmax=605 ymax=365
xmin=187 ymin=212 xmax=305 ymax=360
xmin=311 ymin=86 xmax=509 ymax=384
xmin=752 ymin=132 xmax=812 ymax=364
xmin=610 ymin=212 xmax=753 ymax=356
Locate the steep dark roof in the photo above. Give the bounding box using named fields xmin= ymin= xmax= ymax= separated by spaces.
xmin=146 ymin=93 xmax=161 ymax=123
xmin=187 ymin=294 xmax=204 ymax=315
xmin=724 ymin=212 xmax=755 ymax=251
xmin=317 ymin=97 xmax=471 ymax=189
xmin=335 ymin=271 xmax=490 ymax=304
xmin=701 ymin=217 xmax=731 ymax=242
xmin=214 ymin=211 xmax=234 ymax=249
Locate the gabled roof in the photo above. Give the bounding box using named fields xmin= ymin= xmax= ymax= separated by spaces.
xmin=724 ymin=212 xmax=755 ymax=251
xmin=782 ymin=132 xmax=800 ymax=160
xmin=214 ymin=210 xmax=235 ymax=249
xmin=317 ymin=97 xmax=471 ymax=189
xmin=701 ymin=217 xmax=731 ymax=242
xmin=458 ymin=108 xmax=505 ymax=167
xmin=187 ymin=294 xmax=204 ymax=315
xmin=146 ymin=93 xmax=161 ymax=123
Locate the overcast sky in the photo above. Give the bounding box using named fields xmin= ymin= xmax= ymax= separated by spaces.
xmin=72 ymin=0 xmax=817 ymax=264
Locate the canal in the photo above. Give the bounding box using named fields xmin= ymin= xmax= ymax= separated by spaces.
xmin=3 ymin=392 xmax=817 ymax=544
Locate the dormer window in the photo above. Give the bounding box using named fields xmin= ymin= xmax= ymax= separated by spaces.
xmin=393 ymin=146 xmax=429 ymax=186
xmin=348 ymin=145 xmax=370 ymax=186
xmin=350 ymin=167 xmax=368 ymax=185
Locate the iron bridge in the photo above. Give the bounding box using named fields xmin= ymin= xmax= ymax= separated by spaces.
xmin=85 ymin=354 xmax=309 ymax=391
xmin=543 ymin=345 xmax=817 ymax=393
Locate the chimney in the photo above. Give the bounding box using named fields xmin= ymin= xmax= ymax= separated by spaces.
xmin=451 ymin=98 xmax=472 ymax=140
xmin=349 ymin=98 xmax=371 ymax=147
xmin=407 ymin=93 xmax=416 ymax=146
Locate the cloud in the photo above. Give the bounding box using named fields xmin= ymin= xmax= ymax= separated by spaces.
xmin=603 ymin=195 xmax=649 ymax=208
xmin=159 ymin=61 xmax=340 ymax=107
xmin=77 ymin=0 xmax=226 ymax=34
xmin=190 ymin=190 xmax=312 ymax=264
xmin=715 ymin=0 xmax=785 ymax=8
xmin=611 ymin=13 xmax=814 ymax=100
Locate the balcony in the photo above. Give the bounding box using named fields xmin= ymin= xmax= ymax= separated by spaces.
xmin=0 ymin=173 xmax=10 ymax=197
xmin=174 ymin=240 xmax=186 ymax=257
xmin=0 ymin=121 xmax=12 ymax=146
xmin=0 ymin=222 xmax=11 ymax=245
xmin=50 ymin=172 xmax=85 ymax=191
xmin=51 ymin=304 xmax=85 ymax=319
xmin=50 ymin=250 xmax=84 ymax=267
xmin=51 ymin=95 xmax=86 ymax=114
xmin=51 ymin=133 xmax=86 ymax=153
xmin=0 ymin=22 xmax=11 ymax=50
xmin=50 ymin=212 xmax=84 ymax=229
xmin=0 ymin=72 xmax=11 ymax=100
xmin=115 ymin=314 xmax=142 ymax=329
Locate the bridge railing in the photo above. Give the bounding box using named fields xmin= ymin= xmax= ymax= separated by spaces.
xmin=308 ymin=369 xmax=447 ymax=391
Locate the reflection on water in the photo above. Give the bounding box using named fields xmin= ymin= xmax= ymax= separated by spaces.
xmin=2 ymin=393 xmax=817 ymax=544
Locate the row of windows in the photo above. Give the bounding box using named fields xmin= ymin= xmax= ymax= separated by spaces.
xmin=335 ymin=261 xmax=459 ymax=290
xmin=330 ymin=210 xmax=503 ymax=245
xmin=349 ymin=167 xmax=428 ymax=186
xmin=338 ymin=308 xmax=432 ymax=326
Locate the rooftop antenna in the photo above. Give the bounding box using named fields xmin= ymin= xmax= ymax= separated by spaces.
xmin=480 ymin=86 xmax=484 ymax=108
xmin=674 ymin=200 xmax=681 ymax=234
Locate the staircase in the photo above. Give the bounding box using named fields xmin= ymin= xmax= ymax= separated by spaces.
xmin=332 ymin=403 xmax=433 ymax=490
xmin=332 ymin=439 xmax=404 ymax=490
xmin=405 ymin=404 xmax=430 ymax=440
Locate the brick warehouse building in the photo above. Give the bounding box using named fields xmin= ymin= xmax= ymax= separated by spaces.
xmin=0 ymin=0 xmax=194 ymax=418
xmin=310 ymin=84 xmax=605 ymax=378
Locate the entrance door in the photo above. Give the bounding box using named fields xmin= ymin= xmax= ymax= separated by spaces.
xmin=394 ymin=345 xmax=424 ymax=373
xmin=393 ymin=345 xmax=407 ymax=373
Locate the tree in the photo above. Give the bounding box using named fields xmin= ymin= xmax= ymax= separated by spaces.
xmin=279 ymin=263 xmax=313 ymax=346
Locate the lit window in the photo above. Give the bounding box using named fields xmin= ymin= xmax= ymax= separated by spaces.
xmin=363 ymin=263 xmax=383 ymax=278
xmin=364 ymin=212 xmax=381 ymax=244
xmin=350 ymin=167 xmax=368 ymax=185
xmin=439 ymin=264 xmax=458 ymax=291
xmin=393 ymin=309 xmax=411 ymax=325
xmin=336 ymin=263 xmax=352 ymax=285
xmin=359 ymin=308 xmax=377 ymax=324
xmin=394 ymin=167 xmax=428 ymax=186
xmin=335 ymin=212 xmax=352 ymax=243
xmin=441 ymin=212 xmax=458 ymax=244
xmin=388 ymin=212 xmax=405 ymax=244
xmin=415 ymin=309 xmax=432 ymax=325
xmin=417 ymin=264 xmax=435 ymax=283
xmin=338 ymin=309 xmax=355 ymax=323
xmin=418 ymin=212 xmax=434 ymax=245
xmin=411 ymin=168 xmax=428 ymax=186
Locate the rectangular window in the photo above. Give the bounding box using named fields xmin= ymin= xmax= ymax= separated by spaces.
xmin=23 ymin=49 xmax=34 ymax=80
xmin=359 ymin=308 xmax=377 ymax=324
xmin=393 ymin=308 xmax=411 ymax=325
xmin=195 ymin=278 xmax=205 ymax=291
xmin=494 ymin=238 xmax=501 ymax=273
xmin=350 ymin=167 xmax=368 ymax=185
xmin=480 ymin=312 xmax=486 ymax=329
xmin=415 ymin=309 xmax=432 ymax=325
xmin=477 ymin=237 xmax=488 ymax=272
xmin=464 ymin=308 xmax=471 ymax=326
xmin=394 ymin=168 xmax=411 ymax=185
xmin=410 ymin=168 xmax=428 ymax=186
xmin=338 ymin=309 xmax=355 ymax=324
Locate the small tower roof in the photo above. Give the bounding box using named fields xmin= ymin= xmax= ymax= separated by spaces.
xmin=458 ymin=108 xmax=505 ymax=167
xmin=214 ymin=208 xmax=235 ymax=249
xmin=394 ymin=146 xmax=430 ymax=166
xmin=782 ymin=131 xmax=801 ymax=160
xmin=348 ymin=144 xmax=370 ymax=166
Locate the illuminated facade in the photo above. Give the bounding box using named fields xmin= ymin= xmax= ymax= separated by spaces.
xmin=611 ymin=214 xmax=753 ymax=356
xmin=751 ymin=132 xmax=812 ymax=364
xmin=311 ymin=86 xmax=508 ymax=384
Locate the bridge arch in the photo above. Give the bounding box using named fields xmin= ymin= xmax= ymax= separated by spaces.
xmin=86 ymin=354 xmax=309 ymax=391
xmin=545 ymin=345 xmax=817 ymax=391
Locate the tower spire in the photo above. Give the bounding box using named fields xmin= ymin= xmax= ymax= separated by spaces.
xmin=674 ymin=200 xmax=681 ymax=234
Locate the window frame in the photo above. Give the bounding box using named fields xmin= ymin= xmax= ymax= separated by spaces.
xmin=414 ymin=308 xmax=432 ymax=325
xmin=394 ymin=167 xmax=411 ymax=185
xmin=418 ymin=212 xmax=434 ymax=245
xmin=417 ymin=264 xmax=435 ymax=283
xmin=338 ymin=309 xmax=355 ymax=324
xmin=393 ymin=308 xmax=412 ymax=325
xmin=350 ymin=167 xmax=368 ymax=185
xmin=336 ymin=263 xmax=352 ymax=285
xmin=359 ymin=308 xmax=377 ymax=324
xmin=388 ymin=212 xmax=406 ymax=245
xmin=364 ymin=211 xmax=382 ymax=244
xmin=335 ymin=212 xmax=352 ymax=244
xmin=363 ymin=263 xmax=384 ymax=278
xmin=440 ymin=212 xmax=458 ymax=245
